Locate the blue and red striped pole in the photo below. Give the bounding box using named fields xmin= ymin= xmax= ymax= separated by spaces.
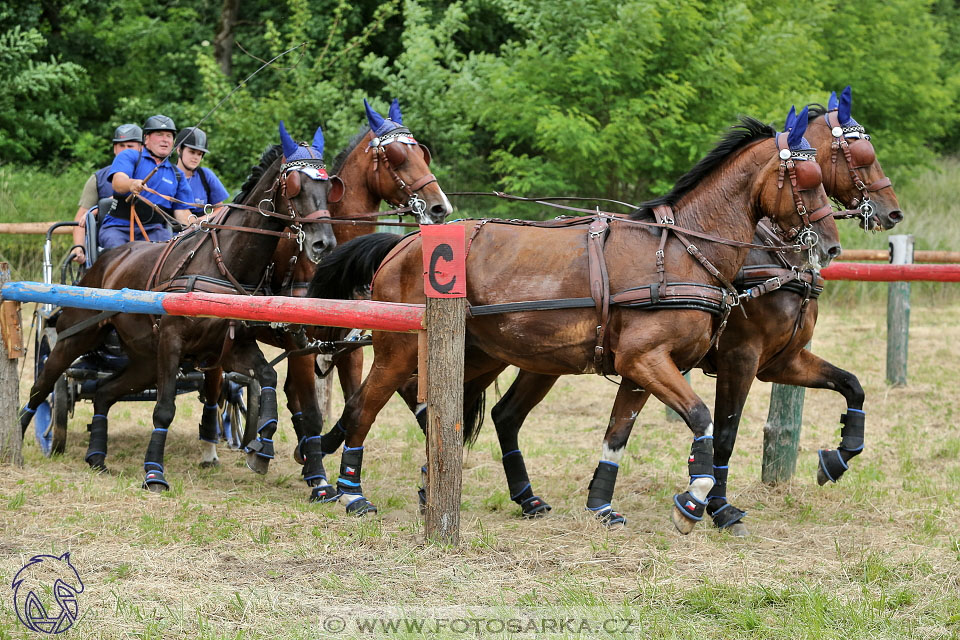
xmin=1 ymin=282 xmax=424 ymax=333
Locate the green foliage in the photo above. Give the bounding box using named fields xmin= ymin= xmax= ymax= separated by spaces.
xmin=0 ymin=26 xmax=88 ymax=163
xmin=0 ymin=0 xmax=958 ymax=216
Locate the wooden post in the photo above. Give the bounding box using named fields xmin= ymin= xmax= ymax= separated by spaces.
xmin=0 ymin=263 xmax=24 ymax=466
xmin=419 ymin=225 xmax=467 ymax=546
xmin=666 ymin=371 xmax=691 ymax=421
xmin=886 ymin=235 xmax=913 ymax=386
xmin=761 ymin=343 xmax=810 ymax=485
xmin=424 ymin=297 xmax=466 ymax=545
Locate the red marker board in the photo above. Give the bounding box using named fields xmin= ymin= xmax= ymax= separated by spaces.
xmin=420 ymin=225 xmax=466 ymax=298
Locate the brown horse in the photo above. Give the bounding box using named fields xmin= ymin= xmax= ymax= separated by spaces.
xmin=309 ymin=109 xmax=841 ymax=529
xmin=428 ymin=90 xmax=901 ymax=530
xmin=19 ymin=122 xmax=338 ymax=491
xmin=197 ymin=99 xmax=451 ymax=481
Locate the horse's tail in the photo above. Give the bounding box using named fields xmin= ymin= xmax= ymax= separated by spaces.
xmin=306 ymin=232 xmax=403 ymax=300
xmin=462 ymin=389 xmax=486 ymax=448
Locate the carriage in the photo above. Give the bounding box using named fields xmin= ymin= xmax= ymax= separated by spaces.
xmin=29 ymin=210 xmax=260 ymax=457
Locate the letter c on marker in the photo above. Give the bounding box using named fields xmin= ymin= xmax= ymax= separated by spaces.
xmin=428 ymin=243 xmax=455 ymax=293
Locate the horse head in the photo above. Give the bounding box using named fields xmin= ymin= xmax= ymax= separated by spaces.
xmin=756 ymin=105 xmax=842 ymax=269
xmin=360 ymin=98 xmax=452 ymax=224
xmin=802 ymin=86 xmax=903 ymax=231
xmin=278 ymin=121 xmax=343 ymax=262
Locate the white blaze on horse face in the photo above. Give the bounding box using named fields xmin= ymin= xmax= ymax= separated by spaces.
xmin=602 ymin=443 xmax=624 ymax=465
xmin=200 ymin=441 xmax=218 ymax=465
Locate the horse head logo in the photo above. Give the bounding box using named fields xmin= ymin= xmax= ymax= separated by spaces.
xmin=11 ymin=553 xmax=84 ymax=634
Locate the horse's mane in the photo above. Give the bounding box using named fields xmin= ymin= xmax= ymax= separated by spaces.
xmin=630 ymin=116 xmax=776 ymax=220
xmin=233 ymin=144 xmax=283 ymax=203
xmin=331 ymin=126 xmax=369 ymax=176
xmin=805 ymin=103 xmax=828 ymax=120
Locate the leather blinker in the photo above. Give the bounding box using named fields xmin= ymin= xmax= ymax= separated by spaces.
xmin=848 ymin=138 xmax=876 ymax=168
xmin=793 ymin=159 xmax=822 ymax=191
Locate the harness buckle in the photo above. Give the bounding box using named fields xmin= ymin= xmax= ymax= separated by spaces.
xmin=409 ymin=195 xmax=427 ymax=219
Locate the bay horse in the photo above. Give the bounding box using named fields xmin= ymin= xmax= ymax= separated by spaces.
xmin=19 ymin=122 xmax=338 ymax=491
xmin=430 ymin=87 xmax=902 ymax=531
xmin=196 ymin=98 xmax=451 ymax=480
xmin=309 ymin=108 xmax=841 ymax=530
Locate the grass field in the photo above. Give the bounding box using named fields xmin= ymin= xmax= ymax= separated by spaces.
xmin=1 ymin=300 xmax=959 ymax=639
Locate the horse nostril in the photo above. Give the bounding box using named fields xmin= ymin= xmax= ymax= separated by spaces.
xmin=430 ymin=203 xmax=447 ymax=217
xmin=827 ymin=245 xmax=842 ymax=258
xmin=888 ymin=209 xmax=904 ymax=223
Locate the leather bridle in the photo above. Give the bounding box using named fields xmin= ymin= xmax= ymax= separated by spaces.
xmin=368 ymin=127 xmax=437 ymax=219
xmin=773 ymin=132 xmax=834 ymax=251
xmin=823 ymin=110 xmax=893 ymax=227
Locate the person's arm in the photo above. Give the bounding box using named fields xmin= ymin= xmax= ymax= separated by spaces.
xmin=112 ymin=172 xmax=144 ymax=195
xmin=174 ymin=209 xmax=192 ymax=225
xmin=71 ymin=207 xmax=87 ymax=263
xmin=71 ymin=174 xmax=98 ymax=262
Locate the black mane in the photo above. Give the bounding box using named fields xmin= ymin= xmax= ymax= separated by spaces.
xmin=331 ymin=126 xmax=370 ymax=176
xmin=805 ymin=103 xmax=828 ymax=120
xmin=630 ymin=116 xmax=776 ymax=219
xmin=233 ymin=144 xmax=283 ymax=203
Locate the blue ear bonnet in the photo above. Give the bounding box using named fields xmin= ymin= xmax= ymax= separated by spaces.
xmin=364 ymin=98 xmax=404 ymax=137
xmin=828 ymin=86 xmax=860 ymax=128
xmin=783 ymin=105 xmax=813 ymax=151
xmin=279 ymin=121 xmax=325 ymax=162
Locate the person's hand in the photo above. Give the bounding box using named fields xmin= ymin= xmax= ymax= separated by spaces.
xmin=71 ymin=246 xmax=86 ymax=263
xmin=130 ymin=179 xmax=144 ymax=195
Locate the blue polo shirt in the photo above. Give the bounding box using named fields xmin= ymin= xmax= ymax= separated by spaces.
xmin=185 ymin=167 xmax=230 ymax=213
xmin=103 ymin=148 xmax=193 ymax=228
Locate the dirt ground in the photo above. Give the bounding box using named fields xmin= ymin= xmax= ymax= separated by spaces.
xmin=1 ymin=301 xmax=958 ymax=639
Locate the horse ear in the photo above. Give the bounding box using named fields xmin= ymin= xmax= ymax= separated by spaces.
xmin=328 ymin=175 xmax=345 ymax=203
xmin=828 ymin=91 xmax=839 ymax=111
xmin=388 ymin=98 xmax=403 ymax=125
xmin=787 ymin=106 xmax=809 ymax=148
xmin=784 ymin=105 xmax=797 ymax=131
xmin=364 ymin=99 xmax=386 ymax=133
xmin=279 ymin=121 xmax=299 ymax=159
xmin=311 ymin=126 xmax=325 ymax=156
xmin=838 ymin=85 xmax=853 ymax=124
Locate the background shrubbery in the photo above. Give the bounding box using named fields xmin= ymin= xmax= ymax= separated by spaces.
xmin=0 ymin=0 xmax=957 ymax=287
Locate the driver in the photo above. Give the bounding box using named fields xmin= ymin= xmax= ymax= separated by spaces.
xmin=100 ymin=114 xmax=194 ymax=249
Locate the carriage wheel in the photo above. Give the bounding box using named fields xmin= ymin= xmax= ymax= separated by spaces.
xmin=50 ymin=375 xmax=69 ymax=454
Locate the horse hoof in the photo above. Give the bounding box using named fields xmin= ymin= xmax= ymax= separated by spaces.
xmin=245 ymin=452 xmax=270 ymax=475
xmin=86 ymin=454 xmax=108 ymax=473
xmin=293 ymin=444 xmax=305 ymax=465
xmin=727 ymin=522 xmax=750 ymax=537
xmin=142 ymin=471 xmax=170 ymax=493
xmin=310 ymin=484 xmax=340 ymax=503
xmin=672 ymin=506 xmax=698 ymax=535
xmin=343 ymin=495 xmax=377 ymax=517
xmin=199 ymin=458 xmax=220 ymax=469
xmin=520 ymin=496 xmax=552 ymax=518
xmin=817 ymin=467 xmax=830 ymax=486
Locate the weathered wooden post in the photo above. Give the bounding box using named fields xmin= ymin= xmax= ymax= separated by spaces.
xmin=761 ymin=343 xmax=810 ymax=485
xmin=0 ymin=263 xmax=25 ymax=466
xmin=666 ymin=371 xmax=691 ymax=421
xmin=419 ymin=225 xmax=467 ymax=545
xmin=886 ymin=235 xmax=913 ymax=386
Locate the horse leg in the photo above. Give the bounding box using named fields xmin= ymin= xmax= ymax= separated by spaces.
xmin=85 ymin=362 xmax=157 ymax=472
xmin=20 ymin=315 xmax=107 ymax=436
xmin=708 ymin=344 xmax=763 ymax=536
xmin=585 ymin=381 xmax=651 ymax=526
xmin=198 ymin=370 xmax=223 ymax=468
xmin=225 ymin=343 xmax=280 ymax=476
xmin=756 ymin=349 xmax=865 ymax=486
xmin=285 ymin=353 xmax=308 ymax=465
xmin=142 ymin=332 xmax=184 ymax=492
xmin=620 ymin=347 xmax=716 ymax=535
xmin=491 ymin=370 xmax=560 ymax=518
xmin=330 ymin=333 xmax=420 ymax=516
xmin=312 ymin=348 xmax=364 ymax=457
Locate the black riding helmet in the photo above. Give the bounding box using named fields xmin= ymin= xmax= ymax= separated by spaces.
xmin=174 ymin=127 xmax=209 ymax=154
xmin=142 ymin=115 xmax=176 ymax=135
xmin=112 ymin=123 xmax=143 ymax=143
